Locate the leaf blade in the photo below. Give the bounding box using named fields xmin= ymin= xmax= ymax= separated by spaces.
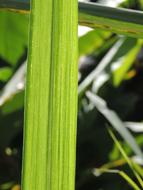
xmin=22 ymin=0 xmax=78 ymax=190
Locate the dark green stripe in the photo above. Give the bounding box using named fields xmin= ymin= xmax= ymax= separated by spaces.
xmin=79 ymin=2 xmax=143 ymax=25
xmin=0 ymin=0 xmax=29 ymax=10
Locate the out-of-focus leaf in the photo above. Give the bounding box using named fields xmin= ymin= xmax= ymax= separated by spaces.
xmin=92 ymin=72 xmax=109 ymax=93
xmin=0 ymin=65 xmax=25 ymax=147
xmin=0 ymin=181 xmax=15 ymax=190
xmin=125 ymin=122 xmax=143 ymax=133
xmin=78 ymin=26 xmax=92 ymax=37
xmin=0 ymin=67 xmax=12 ymax=82
xmin=78 ymin=37 xmax=142 ymax=98
xmin=97 ymin=0 xmax=137 ymax=8
xmin=110 ymin=134 xmax=143 ymax=162
xmin=1 ymin=91 xmax=24 ymax=115
xmin=111 ymin=38 xmax=142 ymax=86
xmin=79 ymin=29 xmax=111 ymax=56
xmin=93 ymin=168 xmax=141 ymax=190
xmin=86 ymin=91 xmax=143 ymax=159
xmin=0 ymin=11 xmax=29 ymax=65
xmin=97 ymin=0 xmax=125 ymax=7
xmin=12 ymin=185 xmax=21 ymax=190
xmin=0 ymin=63 xmax=25 ymax=107
xmin=79 ymin=2 xmax=143 ymax=38
xmin=139 ymin=0 xmax=143 ymax=9
xmin=119 ymin=171 xmax=141 ymax=190
xmin=78 ymin=37 xmax=125 ymax=97
xmin=109 ymin=129 xmax=143 ymax=188
xmin=133 ymin=163 xmax=143 ymax=177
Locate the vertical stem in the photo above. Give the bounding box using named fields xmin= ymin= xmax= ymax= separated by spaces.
xmin=22 ymin=0 xmax=78 ymax=189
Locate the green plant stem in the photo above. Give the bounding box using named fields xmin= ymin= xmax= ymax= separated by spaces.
xmin=22 ymin=0 xmax=78 ymax=189
xmin=1 ymin=1 xmax=143 ymax=38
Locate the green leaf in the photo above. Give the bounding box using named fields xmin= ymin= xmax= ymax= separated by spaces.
xmin=0 ymin=67 xmax=12 ymax=82
xmin=1 ymin=91 xmax=24 ymax=115
xmin=79 ymin=2 xmax=143 ymax=38
xmin=0 ymin=11 xmax=28 ymax=65
xmin=1 ymin=1 xmax=143 ymax=38
xmin=22 ymin=0 xmax=78 ymax=190
xmin=119 ymin=171 xmax=141 ymax=190
xmin=139 ymin=0 xmax=143 ymax=9
xmin=79 ymin=29 xmax=111 ymax=56
xmin=111 ymin=38 xmax=142 ymax=86
xmin=78 ymin=37 xmax=142 ymax=97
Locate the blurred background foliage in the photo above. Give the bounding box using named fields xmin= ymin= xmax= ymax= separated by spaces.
xmin=0 ymin=0 xmax=143 ymax=189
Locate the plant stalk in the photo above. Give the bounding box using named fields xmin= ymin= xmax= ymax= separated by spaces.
xmin=22 ymin=0 xmax=78 ymax=189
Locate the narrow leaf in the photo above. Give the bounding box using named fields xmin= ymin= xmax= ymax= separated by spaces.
xmin=93 ymin=168 xmax=141 ymax=190
xmin=109 ymin=129 xmax=143 ymax=189
xmin=0 ymin=11 xmax=28 ymax=65
xmin=1 ymin=1 xmax=143 ymax=38
xmin=79 ymin=2 xmax=143 ymax=38
xmin=119 ymin=171 xmax=141 ymax=190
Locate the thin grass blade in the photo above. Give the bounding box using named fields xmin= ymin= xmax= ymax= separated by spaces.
xmin=109 ymin=129 xmax=143 ymax=189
